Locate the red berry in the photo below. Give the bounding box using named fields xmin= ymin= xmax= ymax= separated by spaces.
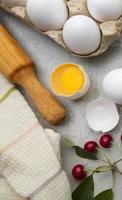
xmin=84 ymin=141 xmax=97 ymax=153
xmin=99 ymin=134 xmax=113 ymax=148
xmin=72 ymin=164 xmax=86 ymax=181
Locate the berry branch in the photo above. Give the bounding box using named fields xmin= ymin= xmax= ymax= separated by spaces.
xmin=64 ymin=133 xmax=122 ymax=200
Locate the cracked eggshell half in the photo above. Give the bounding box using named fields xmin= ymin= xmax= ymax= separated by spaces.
xmin=103 ymin=68 xmax=122 ymax=105
xmin=63 ymin=15 xmax=101 ymax=55
xmin=26 ymin=0 xmax=68 ymax=31
xmin=50 ymin=63 xmax=90 ymax=100
xmin=87 ymin=0 xmax=122 ymax=23
xmin=85 ymin=98 xmax=119 ymax=132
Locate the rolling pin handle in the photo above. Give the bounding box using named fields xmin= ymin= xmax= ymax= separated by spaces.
xmin=0 ymin=24 xmax=65 ymax=125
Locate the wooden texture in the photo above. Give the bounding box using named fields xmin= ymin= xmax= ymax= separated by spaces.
xmin=0 ymin=24 xmax=65 ymax=125
xmin=0 ymin=24 xmax=33 ymax=78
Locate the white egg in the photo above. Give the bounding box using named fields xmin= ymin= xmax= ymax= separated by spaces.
xmin=63 ymin=15 xmax=101 ymax=55
xmin=103 ymin=68 xmax=122 ymax=105
xmin=86 ymin=98 xmax=119 ymax=132
xmin=1 ymin=0 xmax=26 ymax=7
xmin=26 ymin=0 xmax=68 ymax=31
xmin=87 ymin=0 xmax=122 ymax=22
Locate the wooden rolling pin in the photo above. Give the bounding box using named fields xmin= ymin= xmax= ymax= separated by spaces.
xmin=0 ymin=24 xmax=65 ymax=125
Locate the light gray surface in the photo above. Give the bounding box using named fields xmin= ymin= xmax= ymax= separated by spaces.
xmin=1 ymin=10 xmax=122 ymax=198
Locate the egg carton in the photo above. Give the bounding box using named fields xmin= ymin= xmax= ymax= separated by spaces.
xmin=1 ymin=0 xmax=122 ymax=57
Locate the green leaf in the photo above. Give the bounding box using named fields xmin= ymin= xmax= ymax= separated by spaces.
xmin=64 ymin=138 xmax=98 ymax=160
xmin=74 ymin=146 xmax=98 ymax=160
xmin=94 ymin=189 xmax=113 ymax=200
xmin=64 ymin=137 xmax=75 ymax=147
xmin=72 ymin=175 xmax=94 ymax=200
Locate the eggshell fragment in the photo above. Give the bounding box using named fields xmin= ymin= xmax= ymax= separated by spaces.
xmin=26 ymin=0 xmax=68 ymax=31
xmin=103 ymin=68 xmax=122 ymax=105
xmin=50 ymin=63 xmax=90 ymax=100
xmin=63 ymin=15 xmax=101 ymax=55
xmin=86 ymin=98 xmax=119 ymax=132
xmin=87 ymin=0 xmax=122 ymax=22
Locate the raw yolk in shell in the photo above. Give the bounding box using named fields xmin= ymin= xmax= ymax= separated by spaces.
xmin=51 ymin=64 xmax=85 ymax=96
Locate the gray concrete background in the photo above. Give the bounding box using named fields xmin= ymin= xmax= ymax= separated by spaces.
xmin=1 ymin=10 xmax=122 ymax=198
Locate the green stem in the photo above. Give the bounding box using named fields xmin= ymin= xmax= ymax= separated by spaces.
xmin=99 ymin=158 xmax=109 ymax=164
xmin=114 ymin=159 xmax=122 ymax=176
xmin=97 ymin=147 xmax=112 ymax=166
xmin=112 ymin=142 xmax=122 ymax=157
xmin=112 ymin=170 xmax=116 ymax=189
xmin=114 ymin=158 xmax=122 ymax=165
xmin=86 ymin=165 xmax=112 ymax=174
xmin=116 ymin=167 xmax=122 ymax=175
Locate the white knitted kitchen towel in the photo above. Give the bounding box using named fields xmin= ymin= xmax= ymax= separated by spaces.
xmin=0 ymin=74 xmax=71 ymax=200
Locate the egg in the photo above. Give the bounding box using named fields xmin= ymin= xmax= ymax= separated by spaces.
xmin=86 ymin=98 xmax=119 ymax=132
xmin=50 ymin=63 xmax=90 ymax=100
xmin=87 ymin=0 xmax=122 ymax=22
xmin=63 ymin=15 xmax=101 ymax=55
xmin=26 ymin=0 xmax=68 ymax=31
xmin=103 ymin=68 xmax=122 ymax=105
xmin=1 ymin=0 xmax=26 ymax=7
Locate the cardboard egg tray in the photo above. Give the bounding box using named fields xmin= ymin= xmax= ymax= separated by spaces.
xmin=1 ymin=0 xmax=122 ymax=57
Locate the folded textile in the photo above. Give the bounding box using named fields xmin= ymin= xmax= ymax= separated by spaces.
xmin=0 ymin=74 xmax=71 ymax=200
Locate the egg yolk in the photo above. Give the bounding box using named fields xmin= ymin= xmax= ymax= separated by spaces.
xmin=59 ymin=67 xmax=84 ymax=94
xmin=51 ymin=64 xmax=85 ymax=96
